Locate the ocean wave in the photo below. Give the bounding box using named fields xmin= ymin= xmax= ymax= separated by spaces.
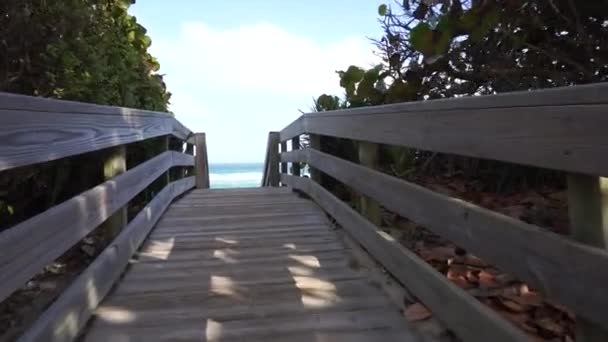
xmin=209 ymin=172 xmax=263 ymax=181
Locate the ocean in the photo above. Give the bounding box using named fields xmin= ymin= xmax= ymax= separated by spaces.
xmin=208 ymin=163 xmax=264 ymax=189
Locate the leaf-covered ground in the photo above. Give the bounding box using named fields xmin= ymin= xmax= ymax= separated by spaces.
xmin=384 ymin=174 xmax=574 ymax=341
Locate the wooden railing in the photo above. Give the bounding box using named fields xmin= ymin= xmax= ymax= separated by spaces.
xmin=265 ymin=83 xmax=608 ymax=341
xmin=0 ymin=92 xmax=209 ymax=341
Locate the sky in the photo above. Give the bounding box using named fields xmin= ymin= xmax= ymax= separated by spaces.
xmin=130 ymin=1 xmax=384 ymax=163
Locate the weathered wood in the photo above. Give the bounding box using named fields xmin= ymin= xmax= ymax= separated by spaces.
xmin=291 ymin=136 xmax=301 ymax=176
xmin=0 ymin=151 xmax=194 ymax=303
xmin=281 ymin=174 xmax=527 ymax=342
xmin=81 ymin=187 xmax=415 ymax=342
xmin=279 ymin=116 xmax=304 ymax=142
xmin=567 ymin=174 xmax=608 ymax=341
xmin=263 ymin=132 xmax=280 ymax=187
xmin=0 ymin=102 xmax=191 ymax=171
xmin=194 ymin=133 xmax=210 ymax=189
xmin=300 ymin=105 xmax=608 ymax=176
xmin=308 ymin=134 xmax=322 ymax=183
xmin=18 ymin=177 xmax=194 ymax=342
xmin=0 ymin=91 xmax=188 ymax=119
xmin=279 ymin=83 xmax=608 ymax=142
xmin=100 ymin=145 xmax=128 ymax=241
xmin=357 ymin=142 xmax=381 ymax=226
xmin=280 ymin=140 xmax=288 ymax=176
xmin=282 ymin=148 xmax=608 ymax=329
xmin=278 ymin=84 xmax=608 ymax=176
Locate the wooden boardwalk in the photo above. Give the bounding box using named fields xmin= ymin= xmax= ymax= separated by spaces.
xmin=82 ymin=187 xmax=417 ymax=342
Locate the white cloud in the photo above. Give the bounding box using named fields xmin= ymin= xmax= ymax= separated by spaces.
xmin=149 ymin=21 xmax=377 ymax=163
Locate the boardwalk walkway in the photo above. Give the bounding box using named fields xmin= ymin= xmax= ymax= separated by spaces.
xmin=82 ymin=187 xmax=417 ymax=342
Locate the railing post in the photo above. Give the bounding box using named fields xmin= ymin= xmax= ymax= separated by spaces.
xmin=194 ymin=133 xmax=210 ymax=189
xmin=358 ymin=141 xmax=381 ymax=226
xmin=291 ymin=136 xmax=301 ymax=176
xmin=267 ymin=132 xmax=280 ymax=187
xmin=567 ymin=174 xmax=608 ymax=342
xmin=280 ymin=141 xmax=288 ymax=177
xmin=100 ymin=145 xmax=127 ymax=241
xmin=163 ymin=136 xmax=171 ymax=185
xmin=309 ymin=134 xmax=322 ymax=183
xmin=183 ymin=141 xmax=194 ymax=178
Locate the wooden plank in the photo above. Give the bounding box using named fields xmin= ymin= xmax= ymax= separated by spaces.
xmin=279 ymin=82 xmax=608 ymax=141
xmin=279 ymin=116 xmax=304 ymax=142
xmin=140 ymin=236 xmax=340 ymax=255
xmin=0 ymin=107 xmax=191 ymax=171
xmin=102 ymin=277 xmax=374 ymax=308
xmin=0 ymin=91 xmax=182 ymax=118
xmin=127 ymin=256 xmax=350 ymax=280
xmin=150 ymin=224 xmax=330 ymax=239
xmin=0 ymin=151 xmax=193 ymax=303
xmin=281 ymin=174 xmax=528 ymax=342
xmin=194 ymin=133 xmax=210 ymax=189
xmin=116 ymin=266 xmax=360 ymax=293
xmin=135 ymin=241 xmax=346 ymax=263
xmin=301 ymin=104 xmax=608 ymax=176
xmin=285 ymin=148 xmax=608 ymax=329
xmin=91 ymin=295 xmax=391 ymax=327
xmin=17 ymin=177 xmax=194 ymax=342
xmin=84 ymin=308 xmax=409 ymax=342
xmin=567 ymin=174 xmax=608 ymax=341
xmin=88 ymin=330 xmax=414 ymax=342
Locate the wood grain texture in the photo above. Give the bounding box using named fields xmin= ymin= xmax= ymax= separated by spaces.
xmin=0 ymin=92 xmax=180 ymax=118
xmin=567 ymin=174 xmax=608 ymax=341
xmin=262 ymin=132 xmax=280 ymax=187
xmin=194 ymin=133 xmax=210 ymax=189
xmin=81 ymin=187 xmax=417 ymax=342
xmin=279 ymin=83 xmax=608 ymax=175
xmin=283 ymin=148 xmax=608 ymax=329
xmin=281 ymin=174 xmax=528 ymax=342
xmin=18 ymin=177 xmax=195 ymax=342
xmin=0 ymin=151 xmax=194 ymax=303
xmin=0 ymin=100 xmax=192 ymax=171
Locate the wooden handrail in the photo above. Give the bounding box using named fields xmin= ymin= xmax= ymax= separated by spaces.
xmin=0 ymin=92 xmax=192 ymax=171
xmin=272 ymin=83 xmax=608 ymax=341
xmin=0 ymin=151 xmax=193 ymax=302
xmin=280 ymin=83 xmax=608 ymax=176
xmin=0 ymin=93 xmax=209 ymax=341
xmin=19 ymin=177 xmax=195 ymax=342
xmin=282 ymin=147 xmax=608 ymax=329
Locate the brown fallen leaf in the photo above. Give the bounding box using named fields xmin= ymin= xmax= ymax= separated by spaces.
xmin=404 ymin=303 xmax=432 ymax=322
xmin=478 ymin=269 xmax=501 ymax=288
xmin=498 ymin=298 xmax=528 ymax=313
xmin=535 ymin=317 xmax=564 ymax=337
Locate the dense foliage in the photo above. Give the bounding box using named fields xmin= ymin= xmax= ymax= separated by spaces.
xmin=0 ymin=0 xmax=171 ymax=229
xmin=1 ymin=0 xmax=170 ymax=109
xmin=314 ymin=0 xmax=608 ymax=192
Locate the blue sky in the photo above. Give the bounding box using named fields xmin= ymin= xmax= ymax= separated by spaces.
xmin=130 ymin=1 xmax=384 ymax=163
